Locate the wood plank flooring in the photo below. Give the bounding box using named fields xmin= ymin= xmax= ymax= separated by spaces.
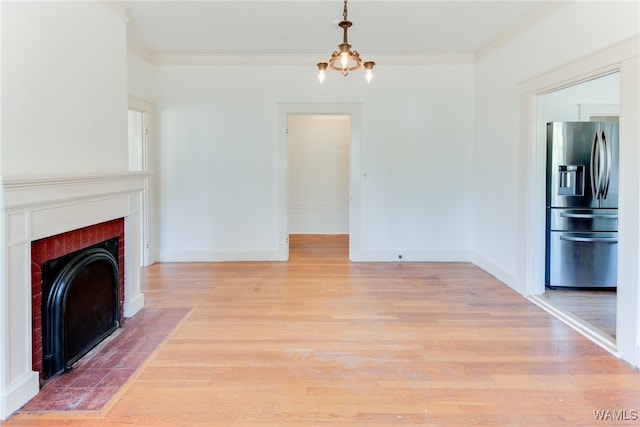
xmin=4 ymin=234 xmax=639 ymax=426
xmin=542 ymin=288 xmax=616 ymax=339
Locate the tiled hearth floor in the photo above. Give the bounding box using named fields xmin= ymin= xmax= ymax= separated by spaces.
xmin=19 ymin=307 xmax=190 ymax=413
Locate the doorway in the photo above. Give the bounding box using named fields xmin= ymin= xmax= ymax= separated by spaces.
xmin=288 ymin=115 xmax=350 ymax=234
xmin=287 ymin=115 xmax=350 ymax=261
xmin=540 ymin=73 xmax=620 ymax=343
xmin=127 ymin=109 xmax=149 ymax=267
xmin=277 ymin=103 xmax=363 ymax=261
xmin=127 ymin=99 xmax=155 ymax=267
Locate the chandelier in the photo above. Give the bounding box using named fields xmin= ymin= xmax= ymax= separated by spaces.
xmin=317 ymin=0 xmax=375 ymax=83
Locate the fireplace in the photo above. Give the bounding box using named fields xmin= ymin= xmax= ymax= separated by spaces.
xmin=31 ymin=219 xmax=125 ymax=381
xmin=41 ymin=237 xmax=120 ymax=379
xmin=0 ymin=173 xmax=147 ymax=420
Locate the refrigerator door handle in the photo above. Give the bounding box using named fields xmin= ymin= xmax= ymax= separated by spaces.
xmin=560 ymin=212 xmax=618 ymax=219
xmin=559 ymin=235 xmax=618 ymax=243
xmin=590 ymin=131 xmax=599 ymax=199
xmin=590 ymin=130 xmax=606 ymax=201
xmin=597 ymin=131 xmax=605 ymax=199
xmin=602 ymin=130 xmax=612 ymax=199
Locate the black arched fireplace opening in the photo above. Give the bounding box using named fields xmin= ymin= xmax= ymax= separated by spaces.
xmin=41 ymin=238 xmax=120 ymax=379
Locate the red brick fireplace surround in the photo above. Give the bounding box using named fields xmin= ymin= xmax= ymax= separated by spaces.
xmin=30 ymin=218 xmax=125 ymax=382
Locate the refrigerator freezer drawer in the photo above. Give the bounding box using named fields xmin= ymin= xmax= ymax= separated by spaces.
xmin=547 ymin=208 xmax=618 ymax=232
xmin=546 ymin=231 xmax=617 ymax=288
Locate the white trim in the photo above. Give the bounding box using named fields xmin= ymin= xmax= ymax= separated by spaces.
xmin=520 ymin=36 xmax=639 ymax=95
xmin=528 ymin=295 xmax=617 ymax=355
xmin=150 ymin=53 xmax=474 ymax=66
xmin=471 ymin=253 xmax=518 ymax=289
xmin=127 ymin=38 xmax=153 ymax=63
xmin=127 ymin=98 xmax=156 ymax=266
xmin=616 ymin=52 xmax=640 ymax=368
xmin=278 ymin=103 xmax=362 ymax=115
xmin=0 ymin=372 xmax=39 ymax=422
xmin=158 ymin=250 xmax=285 ymax=262
xmin=128 ymin=95 xmax=155 ymax=113
xmin=0 ymin=172 xmax=147 ymax=189
xmin=475 ymin=1 xmax=569 ymax=61
xmin=357 ymin=250 xmax=472 ymax=263
xmin=348 ymin=112 xmax=362 ymax=262
xmin=277 ymin=112 xmax=290 ymax=261
xmin=124 ymin=293 xmax=145 ymax=318
xmin=1 ymin=172 xmax=148 ymax=211
xmin=99 ymin=0 xmax=127 ymax=22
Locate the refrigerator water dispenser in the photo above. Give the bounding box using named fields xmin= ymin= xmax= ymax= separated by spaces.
xmin=557 ymin=165 xmax=584 ymax=196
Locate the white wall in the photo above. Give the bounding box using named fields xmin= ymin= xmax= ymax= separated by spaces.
xmin=473 ymin=1 xmax=639 ymax=288
xmin=152 ymin=64 xmax=474 ymax=261
xmin=127 ymin=49 xmax=154 ymax=102
xmin=1 ymin=2 xmax=129 ymax=175
xmin=0 ymin=1 xmax=3 ymax=175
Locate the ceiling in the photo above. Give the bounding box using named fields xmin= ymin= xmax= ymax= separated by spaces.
xmin=123 ymin=0 xmax=552 ymax=58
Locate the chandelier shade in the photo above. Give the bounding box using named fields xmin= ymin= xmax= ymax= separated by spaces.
xmin=317 ymin=0 xmax=375 ymax=83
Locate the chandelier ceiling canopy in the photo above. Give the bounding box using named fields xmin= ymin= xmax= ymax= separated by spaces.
xmin=317 ymin=0 xmax=375 ymax=83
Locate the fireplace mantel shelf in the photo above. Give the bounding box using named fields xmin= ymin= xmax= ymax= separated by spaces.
xmin=1 ymin=172 xmax=151 ymax=210
xmin=1 ymin=171 xmax=150 ymax=188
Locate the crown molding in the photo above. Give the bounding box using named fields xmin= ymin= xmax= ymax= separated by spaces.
xmin=99 ymin=0 xmax=128 ymax=22
xmin=149 ymin=52 xmax=474 ymax=66
xmin=373 ymin=53 xmax=474 ymax=65
xmin=475 ymin=1 xmax=570 ymax=61
xmin=127 ymin=38 xmax=153 ymax=62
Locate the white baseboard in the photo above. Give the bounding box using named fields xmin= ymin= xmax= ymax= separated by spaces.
xmin=158 ymin=250 xmax=286 ymax=262
xmin=471 ymin=253 xmax=519 ymax=291
xmin=123 ymin=293 xmax=145 ymax=318
xmin=0 ymin=371 xmax=39 ymax=421
xmin=351 ymin=249 xmax=472 ymax=263
xmin=528 ymin=294 xmax=618 ymax=356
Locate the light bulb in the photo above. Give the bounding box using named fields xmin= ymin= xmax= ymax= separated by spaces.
xmin=363 ymin=61 xmax=375 ymax=84
xmin=316 ymin=62 xmax=328 ymax=84
xmin=365 ymin=69 xmax=373 ymax=83
xmin=341 ymin=52 xmax=349 ymax=69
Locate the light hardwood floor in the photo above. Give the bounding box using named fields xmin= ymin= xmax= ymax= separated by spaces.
xmin=5 ymin=234 xmax=639 ymax=426
xmin=542 ymin=288 xmax=616 ymax=339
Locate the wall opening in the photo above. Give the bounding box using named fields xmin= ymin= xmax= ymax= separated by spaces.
xmin=287 ymin=114 xmax=351 ymax=237
xmin=278 ymin=103 xmax=363 ymax=261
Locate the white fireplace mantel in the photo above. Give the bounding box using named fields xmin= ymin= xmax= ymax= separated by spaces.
xmin=0 ymin=172 xmax=148 ymax=420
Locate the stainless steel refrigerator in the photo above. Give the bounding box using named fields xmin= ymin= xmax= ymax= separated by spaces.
xmin=545 ymin=121 xmax=619 ymax=288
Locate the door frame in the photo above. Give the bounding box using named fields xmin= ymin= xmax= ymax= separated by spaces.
xmin=128 ymin=96 xmax=155 ymax=266
xmin=277 ymin=103 xmax=362 ymax=261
